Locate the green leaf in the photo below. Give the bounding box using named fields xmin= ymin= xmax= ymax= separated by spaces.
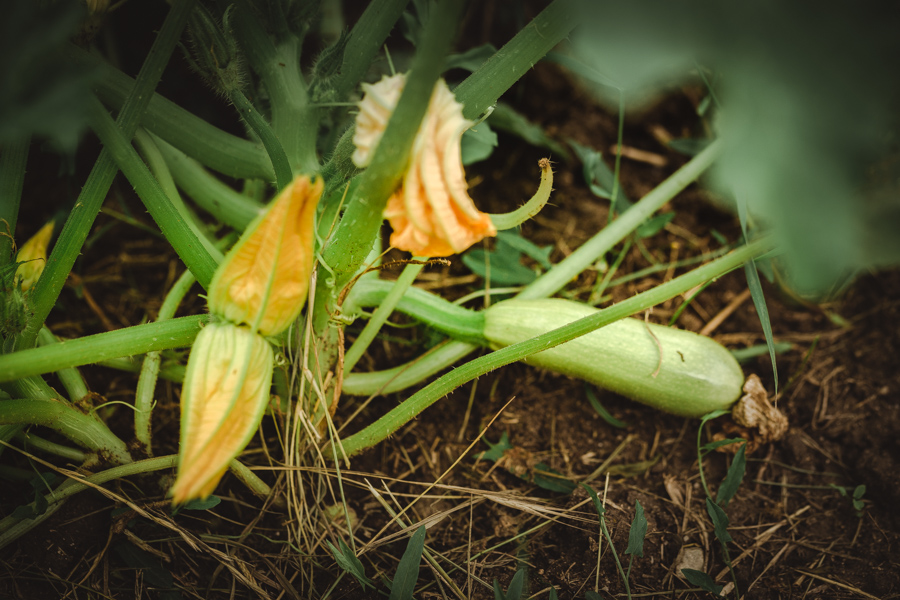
xmin=463 ymin=231 xmax=550 ymax=286
xmin=705 ymin=498 xmax=732 ymax=544
xmin=488 ymin=103 xmax=572 ymax=159
xmin=585 ymin=385 xmax=628 ymax=428
xmin=585 ymin=592 xmax=606 ymax=600
xmin=743 ymin=259 xmax=779 ymax=393
xmin=113 ymin=541 xmax=181 ymax=600
xmin=504 ymin=569 xmax=525 ymax=600
xmin=681 ymin=568 xmax=723 ymax=597
xmin=478 ymin=431 xmax=513 ymax=462
xmin=571 ymin=2 xmax=900 ymax=295
xmin=0 ymin=1 xmax=98 ymax=151
xmin=668 ymin=138 xmax=711 ymax=156
xmin=461 ymin=120 xmax=498 ymax=165
xmin=625 ymin=500 xmax=647 ymax=557
xmin=569 ymin=140 xmax=632 ymax=208
xmin=580 ymin=482 xmax=606 ymax=517
xmin=700 ymin=437 xmax=745 ymax=453
xmin=180 ymin=496 xmax=221 ymax=511
xmin=636 ymin=212 xmax=675 ymax=239
xmin=327 ymin=538 xmax=374 ymax=590
xmin=497 ymin=231 xmax=553 ymax=270
xmin=716 ymin=443 xmax=746 ymax=508
xmin=853 ymin=484 xmax=867 ymax=501
xmin=532 ymin=463 xmax=576 ymax=494
xmin=493 ymin=578 xmax=505 ymax=600
xmin=445 ymin=44 xmax=497 ymax=72
xmin=549 ymin=586 xmax=559 ymax=600
xmin=389 ymin=526 xmax=426 ymax=600
xmin=699 ymin=409 xmax=730 ymax=426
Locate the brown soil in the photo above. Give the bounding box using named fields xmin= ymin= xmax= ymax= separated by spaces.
xmin=2 ymin=3 xmax=899 ymax=599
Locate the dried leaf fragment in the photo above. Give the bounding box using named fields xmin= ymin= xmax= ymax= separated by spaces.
xmin=732 ymin=373 xmax=789 ymax=442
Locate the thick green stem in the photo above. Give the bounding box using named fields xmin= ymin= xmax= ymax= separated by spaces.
xmin=0 ymin=397 xmax=131 ymax=464
xmin=133 ymin=128 xmax=224 ymax=263
xmin=342 ymin=340 xmax=476 ymax=396
xmin=155 ymin=135 xmax=262 ymax=231
xmin=16 ymin=430 xmax=87 ymax=463
xmin=228 ymin=0 xmax=317 ymax=173
xmin=21 ymin=0 xmax=196 ymax=350
xmin=338 ymin=238 xmax=774 ymax=455
xmin=134 ymin=267 xmax=198 ymax=453
xmin=0 ymin=137 xmax=30 ymax=265
xmin=0 ymin=315 xmax=208 ymax=383
xmin=228 ymin=88 xmax=294 ymax=189
xmin=73 ymin=45 xmax=274 ymax=180
xmin=518 ymin=139 xmax=724 ymax=300
xmin=333 ymin=0 xmax=411 ymax=101
xmin=489 ymin=159 xmax=554 ymax=230
xmin=37 ymin=327 xmax=89 ymax=402
xmin=455 ymin=0 xmax=581 ymax=120
xmin=343 ymin=264 xmax=424 ymax=373
xmin=88 ymin=98 xmax=219 ymax=288
xmin=344 ymin=276 xmax=485 ymax=343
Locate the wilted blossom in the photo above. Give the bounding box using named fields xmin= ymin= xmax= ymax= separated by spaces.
xmin=353 ymin=73 xmax=496 ymax=257
xmin=173 ymin=175 xmax=319 ymax=503
xmin=208 ymin=175 xmax=322 ymax=336
xmin=170 ymin=322 xmax=274 ymax=504
xmin=15 ymin=221 xmax=54 ymax=291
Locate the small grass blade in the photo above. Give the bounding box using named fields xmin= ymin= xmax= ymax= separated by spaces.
xmin=327 ymin=538 xmax=374 ymax=590
xmin=716 ymin=443 xmax=747 ymax=508
xmin=497 ymin=569 xmax=525 ymax=600
xmin=681 ymin=568 xmax=723 ymax=597
xmin=625 ymin=500 xmax=647 ymax=557
xmin=585 ymin=385 xmax=627 ymax=428
xmin=705 ymin=498 xmax=732 ymax=544
xmin=389 ymin=525 xmax=426 ymax=600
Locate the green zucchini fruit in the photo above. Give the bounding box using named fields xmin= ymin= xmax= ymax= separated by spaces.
xmin=482 ymin=299 xmax=744 ymax=417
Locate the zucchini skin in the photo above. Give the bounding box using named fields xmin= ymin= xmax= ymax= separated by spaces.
xmin=482 ymin=299 xmax=744 ymax=417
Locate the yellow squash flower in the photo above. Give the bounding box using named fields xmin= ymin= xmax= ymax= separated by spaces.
xmin=353 ymin=74 xmax=496 ymax=257
xmin=15 ymin=221 xmax=54 ymax=292
xmin=207 ymin=174 xmax=322 ymax=336
xmin=171 ymin=322 xmax=274 ymax=503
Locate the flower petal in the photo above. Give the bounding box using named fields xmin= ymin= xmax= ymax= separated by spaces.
xmin=208 ymin=175 xmax=322 ymax=336
xmin=171 ymin=322 xmax=274 ymax=503
xmin=15 ymin=221 xmax=54 ymax=291
xmin=353 ymin=75 xmax=496 ymax=257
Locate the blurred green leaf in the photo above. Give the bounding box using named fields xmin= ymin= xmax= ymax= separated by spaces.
xmin=327 ymin=538 xmax=374 ymax=590
xmin=585 ymin=384 xmax=627 ymax=429
xmin=705 ymin=498 xmax=732 ymax=544
xmin=716 ymin=443 xmax=746 ymax=508
xmin=569 ymin=140 xmax=632 ymax=210
xmin=636 ymin=212 xmax=675 ymax=239
xmin=463 ymin=231 xmax=550 ymax=286
xmin=0 ymin=0 xmax=97 ymax=150
xmin=571 ymin=1 xmax=900 ymax=295
xmin=625 ymin=500 xmax=647 ymax=557
xmin=488 ymin=102 xmax=571 ymax=160
xmin=389 ymin=526 xmax=426 ymax=600
xmin=461 ymin=120 xmax=498 ymax=165
xmin=681 ymin=568 xmax=723 ymax=597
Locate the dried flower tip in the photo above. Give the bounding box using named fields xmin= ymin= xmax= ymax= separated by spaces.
xmin=171 ymin=322 xmax=274 ymax=504
xmin=353 ymin=74 xmax=496 ymax=257
xmin=15 ymin=221 xmax=54 ymax=292
xmin=208 ymin=175 xmax=322 ymax=336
